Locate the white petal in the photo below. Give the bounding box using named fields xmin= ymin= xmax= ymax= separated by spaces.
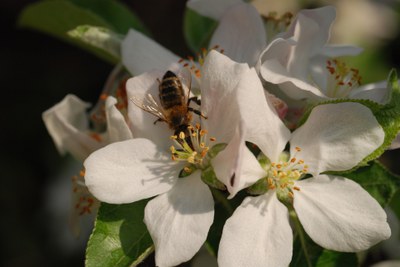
xmin=212 ymin=123 xmax=266 ymax=198
xmin=126 ymin=71 xmax=173 ymax=149
xmin=290 ymin=102 xmax=384 ymax=175
xmin=286 ymin=13 xmax=320 ymax=79
xmin=235 ymin=67 xmax=291 ymax=162
xmin=285 ymin=6 xmax=336 ymax=53
xmin=84 ymin=139 xmax=181 ymax=204
xmin=200 ymin=50 xmax=250 ymax=143
xmin=105 ymin=96 xmax=133 ymax=142
xmin=294 ymin=175 xmax=391 ymax=252
xmin=144 ymin=172 xmax=214 ymax=267
xmin=187 ymin=0 xmax=241 ymax=20
xmin=42 ymin=94 xmax=102 ymax=161
xmin=259 ymin=40 xmax=327 ymax=100
xmin=349 ymin=81 xmax=390 ymax=104
xmin=121 ymin=29 xmax=181 ymax=76
xmin=218 ymin=192 xmax=293 ymax=267
xmin=210 ymin=3 xmax=266 ymax=66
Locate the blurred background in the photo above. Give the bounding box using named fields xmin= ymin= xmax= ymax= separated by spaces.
xmin=1 ymin=0 xmax=400 ymax=266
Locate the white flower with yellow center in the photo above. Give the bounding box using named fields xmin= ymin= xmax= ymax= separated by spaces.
xmin=217 ymin=101 xmax=391 ymax=267
xmin=259 ymin=6 xmax=390 ymax=104
xmin=83 ymin=50 xmax=288 ymax=267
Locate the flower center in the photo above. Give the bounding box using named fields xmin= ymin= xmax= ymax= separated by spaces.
xmin=170 ymin=123 xmax=216 ymax=168
xmin=266 ymin=147 xmax=308 ymax=201
xmin=325 ymin=59 xmax=362 ymax=98
xmin=178 ymin=45 xmax=225 ymax=79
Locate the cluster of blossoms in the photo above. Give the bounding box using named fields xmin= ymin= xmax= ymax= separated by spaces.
xmin=43 ymin=1 xmax=397 ymax=266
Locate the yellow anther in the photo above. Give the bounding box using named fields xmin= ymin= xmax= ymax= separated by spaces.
xmin=288 ymin=192 xmax=294 ymax=199
xmin=295 ymin=147 xmax=301 ymax=152
xmin=293 ymin=186 xmax=300 ymax=191
xmin=179 ymin=131 xmax=186 ymax=139
xmin=195 ymin=123 xmax=201 ymax=130
xmin=268 ymin=184 xmax=276 ymax=190
xmin=171 ymin=155 xmax=177 ymax=161
xmin=271 ymin=163 xmax=276 ymax=167
xmin=209 ymin=137 xmax=216 ymax=142
xmin=283 ymin=162 xmax=288 ymax=167
xmin=298 ymin=160 xmax=304 ymax=164
xmin=200 ymin=142 xmax=205 ymax=148
xmin=273 ymin=170 xmax=278 ymax=177
xmin=170 ymin=146 xmax=176 ymax=152
xmin=184 ymin=166 xmax=192 ymax=173
xmin=290 ymin=158 xmax=296 ymax=163
xmin=267 ymin=177 xmax=273 ymax=186
xmin=200 ymin=129 xmax=208 ymax=136
xmin=276 ymin=164 xmax=282 ymax=169
xmin=170 ymin=135 xmax=177 ymax=140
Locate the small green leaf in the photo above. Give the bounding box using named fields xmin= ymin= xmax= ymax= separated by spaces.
xmin=342 ymin=160 xmax=400 ymax=206
xmin=86 ymin=200 xmax=153 ymax=267
xmin=201 ymin=165 xmax=226 ymax=190
xmin=315 ymin=250 xmax=358 ymax=267
xmin=68 ymin=25 xmax=122 ymax=59
xmin=18 ymin=0 xmax=149 ymax=63
xmin=183 ymin=8 xmax=217 ymax=53
xmin=64 ymin=0 xmax=148 ymax=34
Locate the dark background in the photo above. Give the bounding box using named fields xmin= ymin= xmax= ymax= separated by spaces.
xmin=1 ymin=1 xmax=400 ymax=267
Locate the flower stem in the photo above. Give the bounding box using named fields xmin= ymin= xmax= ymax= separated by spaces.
xmin=210 ymin=188 xmax=233 ymax=215
xmin=289 ymin=207 xmax=312 ymax=267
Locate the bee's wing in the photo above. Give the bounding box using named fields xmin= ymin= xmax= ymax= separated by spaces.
xmin=177 ymin=67 xmax=192 ymax=101
xmin=130 ymin=94 xmax=168 ymax=121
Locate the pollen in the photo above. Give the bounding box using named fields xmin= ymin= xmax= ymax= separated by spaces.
xmin=325 ymin=59 xmax=362 ymax=98
xmin=169 ymin=124 xmax=215 ymax=168
xmin=265 ymin=147 xmax=307 ymax=202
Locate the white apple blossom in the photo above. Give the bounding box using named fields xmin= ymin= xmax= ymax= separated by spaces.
xmin=43 ymin=89 xmax=132 ymax=236
xmin=217 ymin=101 xmax=391 ymax=266
xmin=122 ymin=2 xmax=266 ymax=75
xmin=259 ymin=6 xmax=391 ymax=105
xmin=84 ymin=50 xmax=289 ymax=266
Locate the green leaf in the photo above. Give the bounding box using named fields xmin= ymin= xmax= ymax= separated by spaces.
xmin=68 ymin=25 xmax=122 ymax=59
xmin=18 ymin=0 xmax=149 ymax=63
xmin=315 ymin=250 xmax=358 ymax=267
xmin=64 ymin=0 xmax=148 ymax=35
xmin=86 ymin=200 xmax=154 ymax=267
xmin=342 ymin=160 xmax=400 ymax=207
xmin=183 ymin=8 xmax=217 ymax=53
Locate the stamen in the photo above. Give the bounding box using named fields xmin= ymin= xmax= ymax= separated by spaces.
xmin=265 ymin=147 xmax=308 ymax=200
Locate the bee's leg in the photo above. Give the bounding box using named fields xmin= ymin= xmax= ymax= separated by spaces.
xmin=153 ymin=118 xmax=163 ymax=124
xmin=187 ymin=96 xmax=201 ymax=106
xmin=188 ymin=107 xmax=207 ymax=119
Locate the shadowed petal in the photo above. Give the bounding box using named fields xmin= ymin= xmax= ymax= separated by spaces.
xmin=210 ymin=3 xmax=266 ymax=66
xmin=84 ymin=138 xmax=181 ymax=204
xmin=218 ymin=192 xmax=292 ymax=267
xmin=144 ymin=171 xmax=214 ymax=267
xmin=295 ymin=175 xmax=391 ymax=252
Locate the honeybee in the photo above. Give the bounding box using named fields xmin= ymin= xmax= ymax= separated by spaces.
xmin=131 ymin=69 xmax=206 ymax=136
